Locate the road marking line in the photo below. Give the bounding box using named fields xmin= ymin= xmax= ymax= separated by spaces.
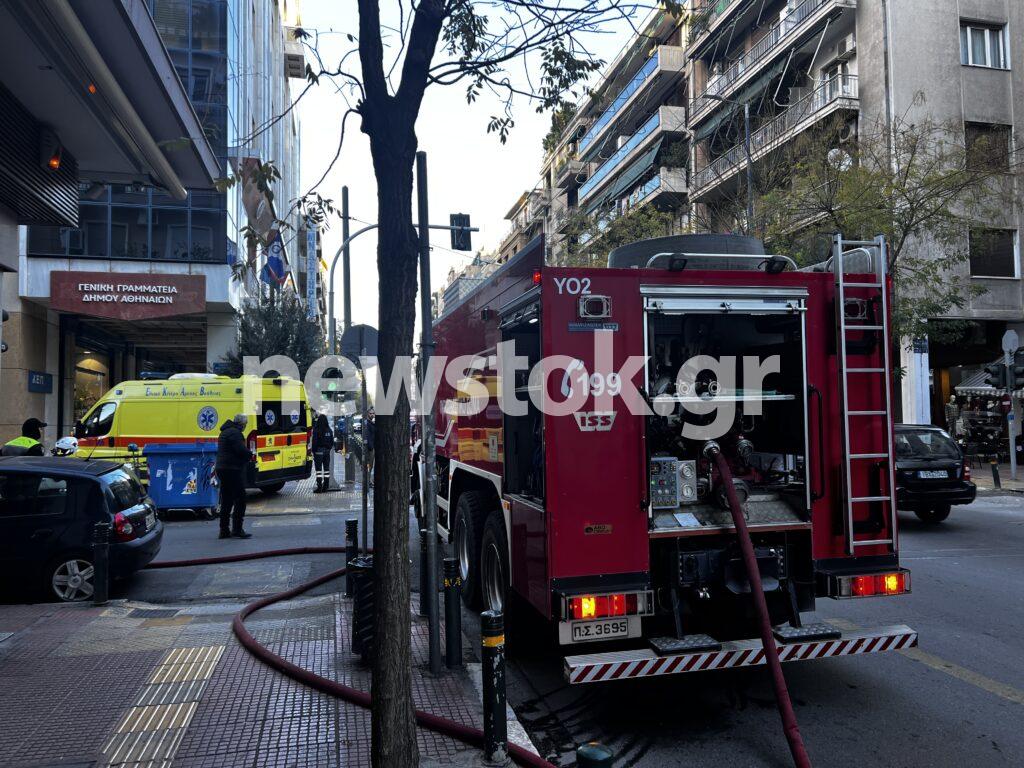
xmin=831 ymin=619 xmax=1024 ymax=705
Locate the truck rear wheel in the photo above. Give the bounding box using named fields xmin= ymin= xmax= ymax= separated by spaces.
xmin=453 ymin=490 xmax=489 ymax=609
xmin=480 ymin=510 xmax=509 ymax=614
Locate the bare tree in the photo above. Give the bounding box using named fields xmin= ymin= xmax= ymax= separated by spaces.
xmin=286 ymin=2 xmax=680 ymax=765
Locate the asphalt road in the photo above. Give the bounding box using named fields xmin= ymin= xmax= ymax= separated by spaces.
xmin=500 ymin=495 xmax=1024 ymax=767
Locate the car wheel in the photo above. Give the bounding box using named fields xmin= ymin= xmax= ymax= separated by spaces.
xmin=914 ymin=504 xmax=951 ymax=524
xmin=260 ymin=482 xmax=286 ymax=495
xmin=453 ymin=490 xmax=489 ymax=609
xmin=480 ymin=510 xmax=509 ymax=615
xmin=48 ymin=556 xmax=95 ymax=602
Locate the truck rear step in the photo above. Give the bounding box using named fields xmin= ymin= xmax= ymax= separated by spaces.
xmin=563 ymin=623 xmax=917 ymax=684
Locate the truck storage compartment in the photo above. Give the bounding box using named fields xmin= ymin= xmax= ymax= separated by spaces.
xmin=643 ymin=293 xmax=810 ymax=536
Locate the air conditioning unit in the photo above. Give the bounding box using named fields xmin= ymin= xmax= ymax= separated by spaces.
xmin=836 ymin=34 xmax=857 ymax=61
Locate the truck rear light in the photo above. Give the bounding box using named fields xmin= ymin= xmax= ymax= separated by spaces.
xmin=566 ymin=592 xmax=649 ymax=620
xmin=532 ymin=268 xmax=541 ymax=286
xmin=838 ymin=571 xmax=910 ymax=598
xmin=112 ymin=512 xmax=136 ymax=542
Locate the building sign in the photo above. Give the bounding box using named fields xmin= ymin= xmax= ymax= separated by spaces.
xmin=306 ymin=224 xmax=318 ymax=320
xmin=50 ymin=272 xmax=206 ymax=321
xmin=27 ymin=370 xmax=53 ymax=393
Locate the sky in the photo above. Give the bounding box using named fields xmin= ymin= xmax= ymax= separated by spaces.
xmin=297 ymin=0 xmax=551 ymax=332
xmin=295 ymin=0 xmax=636 ymax=335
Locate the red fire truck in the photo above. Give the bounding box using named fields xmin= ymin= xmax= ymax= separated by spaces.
xmin=421 ymin=233 xmax=918 ymax=684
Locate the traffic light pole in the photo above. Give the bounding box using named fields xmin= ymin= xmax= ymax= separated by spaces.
xmin=1005 ymin=352 xmax=1017 ymax=481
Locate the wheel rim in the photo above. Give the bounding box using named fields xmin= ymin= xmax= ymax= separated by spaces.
xmin=482 ymin=540 xmax=504 ymax=612
xmin=455 ymin=518 xmax=470 ymax=582
xmin=52 ymin=559 xmax=94 ymax=602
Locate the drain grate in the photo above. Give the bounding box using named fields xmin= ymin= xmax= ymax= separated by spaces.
xmin=130 ymin=608 xmax=180 ymax=619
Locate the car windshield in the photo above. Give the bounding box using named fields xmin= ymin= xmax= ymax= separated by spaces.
xmin=104 ymin=467 xmax=147 ymax=511
xmin=895 ymin=429 xmax=960 ymax=460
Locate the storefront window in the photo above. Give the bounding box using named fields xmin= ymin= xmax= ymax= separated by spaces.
xmin=111 ymin=207 xmax=150 ymax=259
xmin=74 ymin=350 xmax=110 ymax=422
xmin=151 ymin=0 xmax=190 ymax=50
xmin=190 ymin=209 xmax=226 ymax=262
xmin=151 ymin=208 xmax=189 ymax=260
xmin=192 ymin=0 xmax=227 ymax=53
xmin=69 ymin=205 xmax=109 ymax=258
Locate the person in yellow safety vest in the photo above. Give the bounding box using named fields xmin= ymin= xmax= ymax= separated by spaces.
xmin=2 ymin=418 xmax=47 ymax=457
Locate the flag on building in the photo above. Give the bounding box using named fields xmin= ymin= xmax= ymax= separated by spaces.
xmin=260 ymin=230 xmax=287 ymax=285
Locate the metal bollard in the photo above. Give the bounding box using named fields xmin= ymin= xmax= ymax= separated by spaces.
xmin=443 ymin=557 xmax=462 ymax=668
xmin=418 ymin=529 xmax=429 ymax=617
xmin=345 ymin=518 xmax=359 ymax=598
xmin=991 ymin=460 xmax=1001 ymax=489
xmin=576 ymin=742 xmax=615 ymax=767
xmin=92 ymin=521 xmax=110 ymax=606
xmin=481 ymin=610 xmax=507 ymax=764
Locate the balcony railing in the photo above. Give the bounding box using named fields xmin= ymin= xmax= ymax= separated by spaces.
xmin=579 ymin=51 xmax=660 ymax=156
xmin=693 ymin=75 xmax=858 ymax=194
xmin=691 ymin=0 xmax=846 ymax=124
xmin=579 ymin=112 xmax=661 ymax=202
xmin=691 ymin=0 xmax=744 ymax=39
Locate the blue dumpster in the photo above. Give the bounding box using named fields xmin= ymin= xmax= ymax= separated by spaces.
xmin=143 ymin=443 xmax=219 ymax=514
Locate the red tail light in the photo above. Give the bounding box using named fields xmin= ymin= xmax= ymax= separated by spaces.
xmin=567 ymin=592 xmax=643 ymax=620
xmin=247 ymin=430 xmax=257 ymax=460
xmin=306 ymin=428 xmax=313 ymax=452
xmin=113 ymin=512 xmax=136 ymax=542
xmin=962 ymin=462 xmax=971 ymax=481
xmin=838 ymin=571 xmax=910 ymax=598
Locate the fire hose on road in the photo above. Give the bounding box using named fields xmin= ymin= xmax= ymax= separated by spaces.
xmin=145 ymin=548 xmax=555 ymax=768
xmin=704 ymin=442 xmax=813 ymax=768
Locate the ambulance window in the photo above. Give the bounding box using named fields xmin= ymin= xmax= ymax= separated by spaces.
xmin=82 ymin=402 xmax=117 ymax=438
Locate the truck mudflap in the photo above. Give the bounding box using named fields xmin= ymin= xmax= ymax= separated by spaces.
xmin=563 ymin=623 xmax=917 ymax=684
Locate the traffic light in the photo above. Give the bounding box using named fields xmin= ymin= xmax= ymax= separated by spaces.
xmin=450 ymin=213 xmax=472 ymax=251
xmin=984 ymin=361 xmax=1007 ymax=390
xmin=1010 ymin=351 xmax=1024 ymax=392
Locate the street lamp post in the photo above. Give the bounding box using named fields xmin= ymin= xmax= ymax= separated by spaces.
xmin=707 ymin=94 xmax=754 ymax=234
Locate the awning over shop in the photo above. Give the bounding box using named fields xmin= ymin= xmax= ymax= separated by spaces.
xmin=585 ymin=140 xmax=662 ymax=215
xmin=954 ymin=365 xmax=1024 ymax=398
xmin=0 ymin=0 xmax=220 ymax=198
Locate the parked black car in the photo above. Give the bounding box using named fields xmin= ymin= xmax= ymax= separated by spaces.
xmin=895 ymin=424 xmax=976 ymax=523
xmin=0 ymin=457 xmax=163 ymax=601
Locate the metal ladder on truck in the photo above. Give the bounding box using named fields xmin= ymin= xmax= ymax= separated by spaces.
xmin=833 ymin=234 xmax=897 ymax=556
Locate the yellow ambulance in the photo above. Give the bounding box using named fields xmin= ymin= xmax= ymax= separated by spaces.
xmin=74 ymin=373 xmax=312 ymax=494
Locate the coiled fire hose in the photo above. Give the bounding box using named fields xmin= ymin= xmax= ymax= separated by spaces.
xmin=705 ymin=443 xmax=813 ymax=768
xmin=146 ymin=549 xmax=555 ymax=768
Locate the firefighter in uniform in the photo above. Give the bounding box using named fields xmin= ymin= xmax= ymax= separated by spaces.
xmin=2 ymin=418 xmax=47 ymax=456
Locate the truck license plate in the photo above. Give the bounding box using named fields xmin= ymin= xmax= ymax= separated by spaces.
xmin=918 ymin=470 xmax=948 ymax=479
xmin=571 ymin=618 xmax=628 ymax=643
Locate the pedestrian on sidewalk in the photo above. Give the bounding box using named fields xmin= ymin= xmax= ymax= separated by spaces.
xmin=1 ymin=418 xmax=47 ymax=456
xmin=216 ymin=414 xmax=252 ymax=539
xmin=312 ymin=413 xmax=334 ymax=493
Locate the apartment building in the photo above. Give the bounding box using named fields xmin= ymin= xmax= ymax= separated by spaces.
xmin=494 ymin=0 xmax=1023 ymax=425
xmin=687 ymin=0 xmax=1024 ymax=423
xmin=7 ymin=0 xmax=307 ymax=440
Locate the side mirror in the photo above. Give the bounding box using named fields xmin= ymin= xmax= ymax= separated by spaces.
xmin=127 ymin=443 xmax=139 ymax=454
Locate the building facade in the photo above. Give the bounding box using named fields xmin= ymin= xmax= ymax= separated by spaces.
xmin=498 ymin=0 xmax=1024 ymax=426
xmin=5 ymin=0 xmax=308 ymax=441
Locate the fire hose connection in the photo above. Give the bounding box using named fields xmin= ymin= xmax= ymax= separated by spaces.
xmin=702 ymin=440 xmax=813 ymax=768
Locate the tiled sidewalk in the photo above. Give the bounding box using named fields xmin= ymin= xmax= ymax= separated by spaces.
xmin=0 ymin=587 xmax=492 ymax=767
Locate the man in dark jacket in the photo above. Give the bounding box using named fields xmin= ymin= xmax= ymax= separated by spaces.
xmin=216 ymin=414 xmax=252 ymax=539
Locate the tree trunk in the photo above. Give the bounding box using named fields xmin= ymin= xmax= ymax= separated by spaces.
xmin=366 ymin=112 xmax=420 ymax=768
